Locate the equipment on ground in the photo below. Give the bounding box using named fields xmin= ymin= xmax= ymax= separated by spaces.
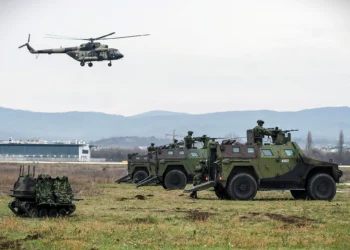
xmin=8 ymin=165 xmax=82 ymax=218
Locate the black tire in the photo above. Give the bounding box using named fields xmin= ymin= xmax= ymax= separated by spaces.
xmin=58 ymin=209 xmax=67 ymax=217
xmin=68 ymin=204 xmax=76 ymax=215
xmin=214 ymin=184 xmax=230 ymax=200
xmin=290 ymin=190 xmax=308 ymax=200
xmin=38 ymin=209 xmax=48 ymax=218
xmin=307 ymin=173 xmax=336 ymax=201
xmin=133 ymin=170 xmax=148 ymax=183
xmin=88 ymin=62 xmax=93 ymax=67
xmin=80 ymin=62 xmax=85 ymax=67
xmin=226 ymin=173 xmax=257 ymax=200
xmin=29 ymin=208 xmax=38 ymax=218
xmin=164 ymin=170 xmax=187 ymax=189
xmin=49 ymin=209 xmax=58 ymax=218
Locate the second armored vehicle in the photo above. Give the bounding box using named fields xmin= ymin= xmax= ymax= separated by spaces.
xmin=115 ymin=153 xmax=152 ymax=183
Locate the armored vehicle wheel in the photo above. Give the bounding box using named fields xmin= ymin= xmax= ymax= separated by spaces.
xmin=307 ymin=173 xmax=336 ymax=201
xmin=68 ymin=204 xmax=76 ymax=214
xmin=133 ymin=170 xmax=148 ymax=183
xmin=29 ymin=208 xmax=38 ymax=218
xmin=49 ymin=209 xmax=58 ymax=218
xmin=227 ymin=173 xmax=257 ymax=200
xmin=214 ymin=184 xmax=230 ymax=200
xmin=290 ymin=190 xmax=308 ymax=200
xmin=38 ymin=209 xmax=48 ymax=218
xmin=58 ymin=209 xmax=68 ymax=216
xmin=164 ymin=170 xmax=187 ymax=189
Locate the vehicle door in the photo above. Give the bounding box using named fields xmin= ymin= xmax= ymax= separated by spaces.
xmin=258 ymin=147 xmax=279 ymax=178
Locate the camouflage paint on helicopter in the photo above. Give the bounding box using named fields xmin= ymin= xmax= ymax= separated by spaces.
xmin=19 ymin=32 xmax=149 ymax=67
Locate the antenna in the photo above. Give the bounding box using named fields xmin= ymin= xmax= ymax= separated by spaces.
xmin=165 ymin=130 xmax=185 ymax=141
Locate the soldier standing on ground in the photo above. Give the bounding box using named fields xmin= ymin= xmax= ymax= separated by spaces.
xmin=184 ymin=131 xmax=195 ymax=149
xmin=190 ymin=160 xmax=207 ymax=199
xmin=253 ymin=120 xmax=271 ymax=144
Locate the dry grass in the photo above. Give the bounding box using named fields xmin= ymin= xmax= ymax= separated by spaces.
xmin=0 ymin=164 xmax=350 ymax=249
xmin=340 ymin=167 xmax=350 ymax=182
xmin=0 ymin=163 xmax=126 ymax=196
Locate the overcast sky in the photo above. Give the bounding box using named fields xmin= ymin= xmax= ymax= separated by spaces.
xmin=0 ymin=0 xmax=349 ymax=116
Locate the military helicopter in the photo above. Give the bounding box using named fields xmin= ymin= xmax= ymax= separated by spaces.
xmin=19 ymin=32 xmax=149 ymax=67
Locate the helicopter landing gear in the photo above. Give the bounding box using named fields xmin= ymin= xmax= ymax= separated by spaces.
xmin=88 ymin=62 xmax=93 ymax=67
xmin=108 ymin=61 xmax=112 ymax=67
xmin=80 ymin=62 xmax=85 ymax=67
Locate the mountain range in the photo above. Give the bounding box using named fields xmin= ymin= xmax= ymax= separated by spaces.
xmin=0 ymin=106 xmax=349 ymax=146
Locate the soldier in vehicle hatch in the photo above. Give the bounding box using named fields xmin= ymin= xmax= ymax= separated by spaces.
xmin=253 ymin=120 xmax=271 ymax=144
xmin=169 ymin=139 xmax=179 ymax=148
xmin=147 ymin=143 xmax=156 ymax=152
xmin=190 ymin=160 xmax=207 ymax=199
xmin=184 ymin=131 xmax=195 ymax=149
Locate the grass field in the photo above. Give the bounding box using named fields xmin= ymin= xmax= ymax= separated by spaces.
xmin=0 ymin=164 xmax=349 ymax=249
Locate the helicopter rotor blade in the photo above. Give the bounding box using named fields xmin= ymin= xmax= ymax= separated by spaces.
xmin=100 ymin=34 xmax=150 ymax=40
xmin=93 ymin=32 xmax=116 ymax=41
xmin=44 ymin=34 xmax=87 ymax=40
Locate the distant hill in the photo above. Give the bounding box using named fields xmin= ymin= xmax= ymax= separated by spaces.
xmin=0 ymin=106 xmax=349 ymax=145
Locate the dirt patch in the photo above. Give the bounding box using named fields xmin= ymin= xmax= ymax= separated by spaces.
xmin=116 ymin=197 xmax=130 ymax=201
xmin=239 ymin=212 xmax=317 ymax=225
xmin=135 ymin=195 xmax=145 ymax=200
xmin=24 ymin=233 xmax=43 ymax=240
xmin=147 ymin=194 xmax=154 ymax=197
xmin=0 ymin=233 xmax=44 ymax=250
xmin=265 ymin=213 xmax=317 ymax=224
xmin=185 ymin=210 xmax=215 ymax=222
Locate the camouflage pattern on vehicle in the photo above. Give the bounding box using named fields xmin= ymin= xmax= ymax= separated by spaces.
xmin=137 ymin=135 xmax=222 ymax=189
xmin=185 ymin=127 xmax=343 ymax=201
xmin=8 ymin=165 xmax=81 ymax=218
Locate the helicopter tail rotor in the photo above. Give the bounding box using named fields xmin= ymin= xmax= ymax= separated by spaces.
xmin=18 ymin=34 xmax=31 ymax=49
xmin=18 ymin=34 xmax=36 ymax=53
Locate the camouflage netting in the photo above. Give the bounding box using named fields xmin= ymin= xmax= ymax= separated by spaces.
xmin=36 ymin=175 xmax=73 ymax=204
xmin=53 ymin=176 xmax=74 ymax=203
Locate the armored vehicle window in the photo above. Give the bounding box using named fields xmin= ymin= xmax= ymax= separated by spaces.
xmin=190 ymin=152 xmax=199 ymax=157
xmin=136 ymin=156 xmax=140 ymax=160
xmin=262 ymin=149 xmax=273 ymax=156
xmin=82 ymin=149 xmax=89 ymax=154
xmin=233 ymin=147 xmax=240 ymax=153
xmin=284 ymin=149 xmax=294 ymax=156
xmin=247 ymin=147 xmax=255 ymax=153
xmin=168 ymin=151 xmax=174 ymax=155
xmin=179 ymin=151 xmax=185 ymax=155
xmin=143 ymin=157 xmax=148 ymax=160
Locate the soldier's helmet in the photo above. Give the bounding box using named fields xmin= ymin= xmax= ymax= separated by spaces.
xmin=174 ymin=139 xmax=178 ymax=143
xmin=151 ymin=143 xmax=155 ymax=146
xmin=188 ymin=131 xmax=193 ymax=135
xmin=257 ymin=120 xmax=264 ymax=125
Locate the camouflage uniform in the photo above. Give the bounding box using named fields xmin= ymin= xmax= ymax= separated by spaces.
xmin=53 ymin=176 xmax=73 ymax=204
xmin=190 ymin=160 xmax=206 ymax=199
xmin=184 ymin=131 xmax=195 ymax=149
xmin=253 ymin=120 xmax=271 ymax=144
xmin=147 ymin=143 xmax=156 ymax=152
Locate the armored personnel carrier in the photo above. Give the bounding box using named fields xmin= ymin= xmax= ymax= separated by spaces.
xmin=115 ymin=153 xmax=152 ymax=183
xmin=8 ymin=165 xmax=80 ymax=218
xmin=185 ymin=128 xmax=343 ymax=201
xmin=137 ymin=136 xmax=220 ymax=189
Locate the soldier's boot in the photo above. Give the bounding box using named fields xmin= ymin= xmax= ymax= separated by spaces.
xmin=190 ymin=191 xmax=196 ymax=199
xmin=194 ymin=192 xmax=198 ymax=199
